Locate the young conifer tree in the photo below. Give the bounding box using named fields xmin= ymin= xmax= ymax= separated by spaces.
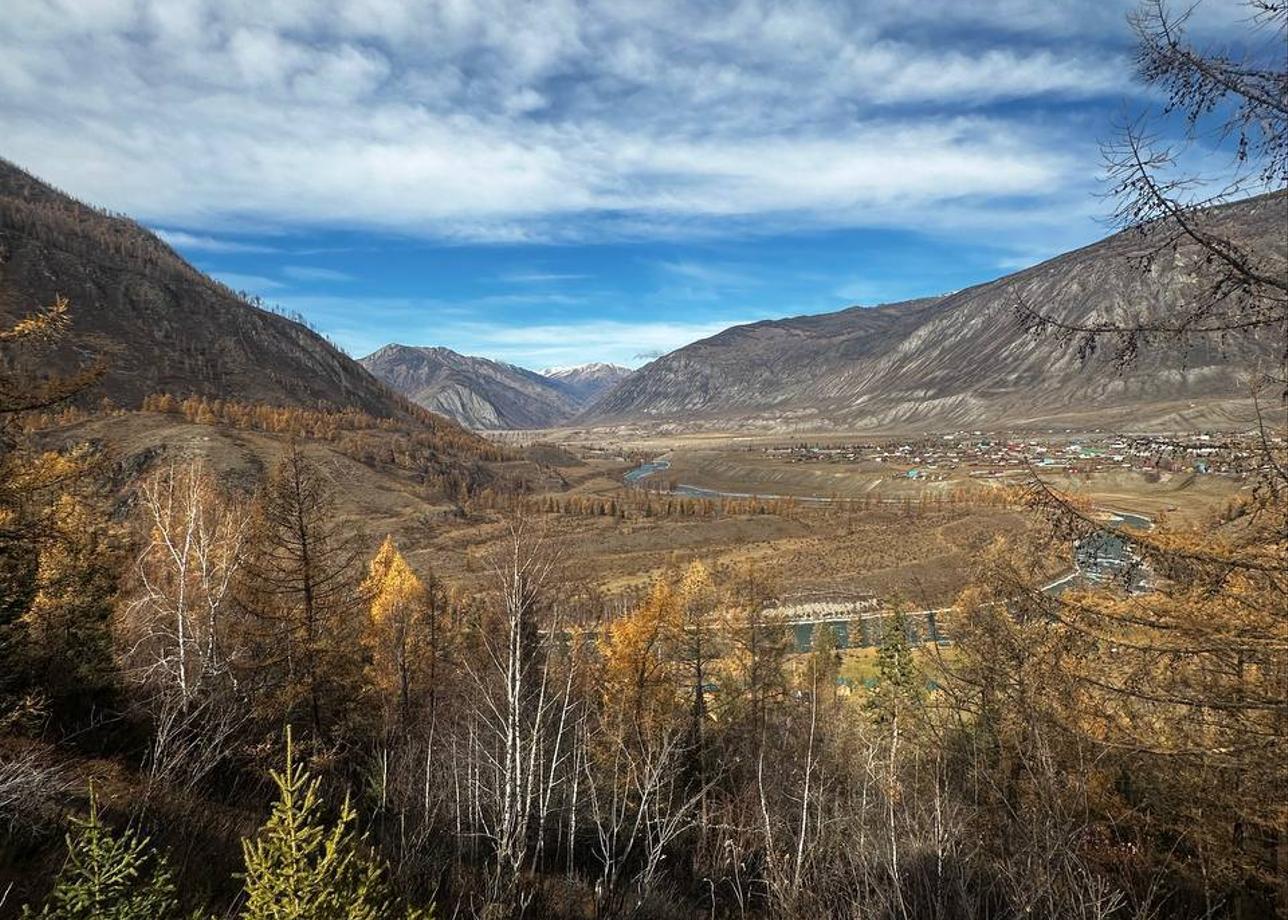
xmin=809 ymin=622 xmax=841 ymax=700
xmin=240 ymin=729 xmax=430 ymax=920
xmin=21 ymin=789 xmax=180 ymax=920
xmin=867 ymin=611 xmax=923 ymax=727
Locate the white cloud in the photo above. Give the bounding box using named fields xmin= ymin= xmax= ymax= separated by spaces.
xmin=0 ymin=0 xmax=1140 ymax=243
xmin=155 ymin=229 xmax=279 ymax=253
xmin=277 ymin=289 xmax=768 ymax=367
xmin=498 ymin=272 xmax=592 ymax=284
xmin=435 ymin=318 xmax=762 ymax=369
xmin=656 ymin=260 xmax=760 ymax=288
xmin=857 ymin=47 xmax=1125 ymax=105
xmin=281 ymin=265 xmax=356 ymax=282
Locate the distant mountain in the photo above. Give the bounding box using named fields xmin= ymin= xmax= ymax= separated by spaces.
xmin=361 ymin=345 xmax=582 ymax=429
xmin=586 ymin=192 xmax=1286 ymax=432
xmin=540 ymin=363 xmax=633 ymax=404
xmin=362 ymin=349 xmax=634 ymax=430
xmin=0 ymin=158 xmax=411 ymax=418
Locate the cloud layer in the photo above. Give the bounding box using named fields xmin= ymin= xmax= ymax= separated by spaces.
xmin=2 ymin=0 xmax=1164 ymax=242
xmin=6 ymin=1 xmax=1259 ymax=368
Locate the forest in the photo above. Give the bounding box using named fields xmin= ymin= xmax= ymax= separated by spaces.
xmin=1 ymin=305 xmax=1284 ymax=920
xmin=1 ymin=1 xmax=1286 ymax=917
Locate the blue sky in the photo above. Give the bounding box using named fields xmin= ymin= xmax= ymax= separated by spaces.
xmin=1 ymin=0 xmax=1270 ymax=368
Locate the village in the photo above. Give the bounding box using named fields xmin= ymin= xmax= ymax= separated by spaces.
xmin=761 ymin=430 xmax=1266 ymax=480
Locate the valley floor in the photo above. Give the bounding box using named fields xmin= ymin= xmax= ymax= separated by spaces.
xmin=48 ymin=412 xmax=1248 ymax=611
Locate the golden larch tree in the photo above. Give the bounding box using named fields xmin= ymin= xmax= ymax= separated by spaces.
xmin=359 ymin=536 xmax=435 ymax=734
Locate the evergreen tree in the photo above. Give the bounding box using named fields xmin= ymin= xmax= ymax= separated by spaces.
xmin=867 ymin=611 xmax=923 ymax=726
xmin=240 ymin=730 xmax=429 ymax=920
xmin=22 ymin=790 xmax=180 ymax=920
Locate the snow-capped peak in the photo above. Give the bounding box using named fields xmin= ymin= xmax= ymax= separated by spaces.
xmin=540 ymin=362 xmax=630 ymax=378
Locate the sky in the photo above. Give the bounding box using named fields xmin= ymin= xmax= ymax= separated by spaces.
xmin=0 ymin=0 xmax=1270 ymax=369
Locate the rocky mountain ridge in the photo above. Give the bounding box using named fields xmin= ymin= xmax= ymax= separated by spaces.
xmin=583 ymin=192 xmax=1287 ymax=432
xmin=361 ymin=344 xmax=602 ymax=429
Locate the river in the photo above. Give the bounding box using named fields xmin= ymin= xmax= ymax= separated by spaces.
xmin=624 ymin=459 xmax=670 ymax=484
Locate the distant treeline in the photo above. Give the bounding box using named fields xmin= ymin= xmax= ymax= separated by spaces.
xmin=138 ymin=393 xmax=502 ymax=456
xmin=470 ymin=482 xmax=1026 ymax=520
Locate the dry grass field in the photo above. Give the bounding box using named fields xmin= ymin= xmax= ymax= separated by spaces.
xmin=35 ymin=413 xmax=1094 ymax=614
xmin=412 ymin=501 xmax=1042 ymax=608
xmin=38 ymin=414 xmax=1245 ymax=621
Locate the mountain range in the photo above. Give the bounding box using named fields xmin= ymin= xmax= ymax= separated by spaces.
xmin=360 ymin=346 xmax=629 ymax=429
xmin=584 ymin=192 xmax=1286 ymax=432
xmin=4 ymin=155 xmax=1281 ymax=437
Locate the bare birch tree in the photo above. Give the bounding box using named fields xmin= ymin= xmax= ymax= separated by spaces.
xmin=462 ymin=514 xmax=577 ymax=914
xmin=117 ymin=458 xmax=248 ymax=789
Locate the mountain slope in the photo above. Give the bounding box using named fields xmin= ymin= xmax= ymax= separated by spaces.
xmin=0 ymin=158 xmax=410 ymax=417
xmin=361 ymin=345 xmax=583 ymax=429
xmin=586 ymin=193 xmax=1287 ymax=431
xmin=541 ymin=363 xmax=633 ymax=405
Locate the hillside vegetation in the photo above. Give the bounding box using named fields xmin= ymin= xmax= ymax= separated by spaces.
xmin=0 ymin=159 xmax=414 ymax=416
xmin=0 ymin=2 xmax=1285 ymax=916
